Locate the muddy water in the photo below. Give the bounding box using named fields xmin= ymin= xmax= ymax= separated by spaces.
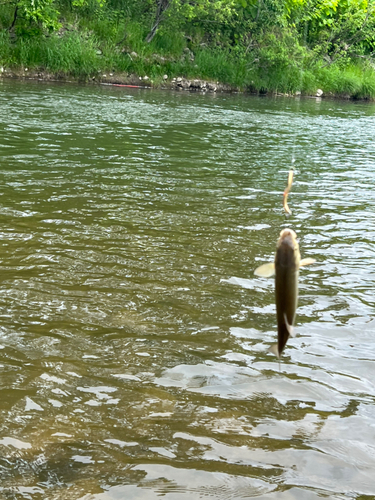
xmin=0 ymin=80 xmax=375 ymax=499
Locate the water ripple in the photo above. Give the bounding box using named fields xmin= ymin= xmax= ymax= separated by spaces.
xmin=0 ymin=80 xmax=375 ymax=498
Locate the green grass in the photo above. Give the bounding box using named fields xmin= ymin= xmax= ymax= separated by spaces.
xmin=313 ymin=62 xmax=375 ymax=99
xmin=0 ymin=31 xmax=102 ymax=75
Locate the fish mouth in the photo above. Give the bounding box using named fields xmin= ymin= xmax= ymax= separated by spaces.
xmin=278 ymin=228 xmax=298 ymax=250
xmin=279 ymin=228 xmax=297 ymax=239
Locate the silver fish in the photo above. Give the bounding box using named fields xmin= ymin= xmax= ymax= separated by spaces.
xmin=254 ymin=228 xmax=315 ymax=357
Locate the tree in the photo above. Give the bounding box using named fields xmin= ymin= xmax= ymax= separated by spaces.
xmin=4 ymin=0 xmax=60 ymax=34
xmin=146 ymin=0 xmax=171 ymax=42
xmin=285 ymin=0 xmax=375 ymax=59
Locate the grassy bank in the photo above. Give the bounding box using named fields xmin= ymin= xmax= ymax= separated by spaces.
xmin=1 ymin=1 xmax=375 ymax=99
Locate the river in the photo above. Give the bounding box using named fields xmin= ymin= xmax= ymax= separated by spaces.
xmin=0 ymin=79 xmax=375 ymax=499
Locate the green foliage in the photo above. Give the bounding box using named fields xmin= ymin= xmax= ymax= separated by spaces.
xmin=0 ymin=30 xmax=102 ymax=74
xmin=285 ymin=0 xmax=375 ymax=57
xmin=192 ymin=48 xmax=248 ymax=85
xmin=150 ymin=28 xmax=185 ymax=55
xmin=245 ymin=26 xmax=307 ymax=92
xmin=43 ymin=32 xmax=101 ymax=74
xmin=9 ymin=0 xmax=61 ymax=35
xmin=313 ymin=61 xmax=375 ymax=98
xmin=0 ymin=30 xmax=12 ymax=62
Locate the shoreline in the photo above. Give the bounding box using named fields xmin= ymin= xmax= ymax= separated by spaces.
xmin=0 ymin=68 xmax=248 ymax=93
xmin=0 ymin=68 xmax=368 ymax=101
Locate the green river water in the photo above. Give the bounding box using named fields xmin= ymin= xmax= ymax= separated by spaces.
xmin=0 ymin=79 xmax=375 ymax=499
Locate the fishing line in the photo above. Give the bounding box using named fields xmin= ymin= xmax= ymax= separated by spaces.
xmin=283 ymin=10 xmax=309 ymax=216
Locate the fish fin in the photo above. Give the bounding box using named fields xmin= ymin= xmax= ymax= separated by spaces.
xmin=299 ymin=257 xmax=316 ymax=267
xmin=284 ymin=314 xmax=296 ymax=338
xmin=254 ymin=262 xmax=275 ymax=277
xmin=269 ymin=343 xmax=280 ymax=358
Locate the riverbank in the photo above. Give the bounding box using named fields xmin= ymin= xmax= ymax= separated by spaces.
xmin=1 ymin=0 xmax=375 ymax=100
xmin=1 ymin=26 xmax=375 ymax=100
xmin=0 ymin=66 xmax=368 ymax=100
xmin=0 ymin=67 xmax=233 ymax=93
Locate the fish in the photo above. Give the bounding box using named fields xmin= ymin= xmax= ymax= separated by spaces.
xmin=283 ymin=169 xmax=294 ymax=215
xmin=254 ymin=228 xmax=315 ymax=357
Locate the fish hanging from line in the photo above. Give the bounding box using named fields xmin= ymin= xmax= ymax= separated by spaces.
xmin=283 ymin=169 xmax=294 ymax=215
xmin=254 ymin=228 xmax=315 ymax=358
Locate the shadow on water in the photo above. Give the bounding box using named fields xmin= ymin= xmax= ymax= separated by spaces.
xmin=1 ymin=80 xmax=375 ymax=498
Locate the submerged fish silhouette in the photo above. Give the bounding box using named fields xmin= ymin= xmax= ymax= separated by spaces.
xmin=254 ymin=229 xmax=315 ymax=357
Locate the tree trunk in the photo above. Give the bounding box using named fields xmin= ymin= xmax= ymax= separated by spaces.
xmin=9 ymin=5 xmax=18 ymax=31
xmin=145 ymin=0 xmax=170 ymax=43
